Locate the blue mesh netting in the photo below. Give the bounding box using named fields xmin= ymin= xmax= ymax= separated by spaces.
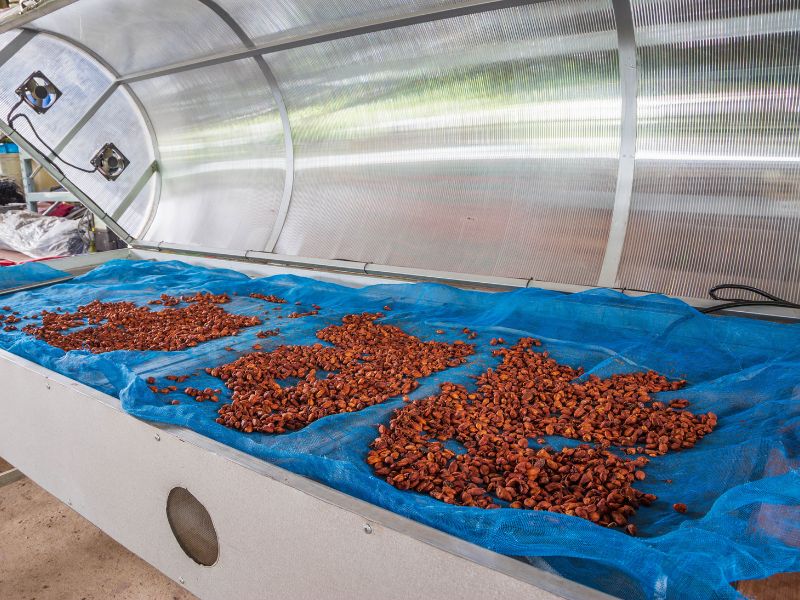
xmin=0 ymin=259 xmax=798 ymax=599
xmin=0 ymin=262 xmax=68 ymax=291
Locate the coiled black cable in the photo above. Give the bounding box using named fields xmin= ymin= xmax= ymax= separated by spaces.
xmin=701 ymin=284 xmax=800 ymax=314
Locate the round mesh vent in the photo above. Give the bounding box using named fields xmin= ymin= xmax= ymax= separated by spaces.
xmin=166 ymin=487 xmax=219 ymax=566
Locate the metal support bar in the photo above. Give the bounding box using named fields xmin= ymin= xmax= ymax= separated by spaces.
xmin=258 ymin=55 xmax=295 ymax=252
xmin=110 ymin=161 xmax=158 ymax=221
xmin=0 ymin=27 xmax=36 ymax=67
xmin=194 ymin=0 xmax=295 ymax=253
xmin=20 ymin=153 xmax=37 ymax=211
xmin=598 ymin=0 xmax=638 ymax=288
xmin=0 ymin=276 xmax=76 ymax=296
xmin=0 ymin=119 xmax=133 ymax=243
xmin=364 ymin=263 xmax=530 ymax=290
xmin=136 ymin=242 xmax=554 ymax=292
xmin=0 ymin=467 xmax=24 ymax=488
xmin=52 ymin=82 xmax=118 ymax=155
xmin=247 ymin=250 xmax=370 ymax=275
xmin=117 ymin=0 xmax=551 ymax=84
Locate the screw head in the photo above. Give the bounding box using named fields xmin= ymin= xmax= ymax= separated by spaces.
xmin=154 ymin=433 xmax=161 ymax=441
xmin=178 ymin=577 xmax=185 ymax=585
xmin=363 ymin=523 xmax=373 ymax=534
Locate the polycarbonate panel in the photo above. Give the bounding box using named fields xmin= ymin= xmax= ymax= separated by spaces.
xmin=132 ymin=59 xmax=286 ymax=251
xmin=215 ymin=0 xmax=456 ymax=45
xmin=0 ymin=34 xmax=113 ymax=146
xmin=32 ymin=0 xmax=245 ymax=76
xmin=618 ymin=1 xmax=800 ymax=301
xmin=119 ymin=175 xmax=158 ymax=239
xmin=56 ymin=87 xmax=154 ymax=228
xmin=273 ymin=0 xmax=621 ymax=285
xmin=0 ymin=30 xmax=17 ymax=50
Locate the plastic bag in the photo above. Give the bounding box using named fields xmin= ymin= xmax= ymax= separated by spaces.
xmin=0 ymin=210 xmax=90 ymax=258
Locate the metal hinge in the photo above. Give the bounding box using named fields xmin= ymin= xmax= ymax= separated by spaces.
xmin=19 ymin=0 xmax=43 ymax=14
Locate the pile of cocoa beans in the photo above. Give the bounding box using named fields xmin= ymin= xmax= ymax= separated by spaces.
xmin=22 ymin=293 xmax=261 ymax=353
xmin=368 ymin=338 xmax=717 ymax=533
xmin=213 ymin=313 xmax=474 ymax=433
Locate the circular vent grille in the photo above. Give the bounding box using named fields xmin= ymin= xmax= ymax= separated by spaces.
xmin=166 ymin=487 xmax=219 ymax=566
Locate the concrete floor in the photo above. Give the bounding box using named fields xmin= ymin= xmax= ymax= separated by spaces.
xmin=0 ymin=457 xmax=196 ymax=600
xmin=1 ymin=457 xmax=797 ymax=600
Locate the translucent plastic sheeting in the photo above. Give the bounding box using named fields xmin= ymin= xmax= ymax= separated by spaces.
xmin=118 ymin=175 xmax=157 ymax=240
xmin=619 ymin=0 xmax=800 ymax=301
xmin=270 ymin=0 xmax=621 ymax=285
xmin=131 ymin=59 xmax=286 ymax=250
xmin=0 ymin=259 xmax=798 ymax=600
xmin=0 ymin=211 xmax=90 ymax=259
xmin=32 ymin=0 xmax=246 ymax=76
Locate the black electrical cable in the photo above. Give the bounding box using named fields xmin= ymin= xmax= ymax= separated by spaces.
xmin=6 ymin=97 xmax=24 ymax=125
xmin=9 ymin=113 xmax=99 ymax=175
xmin=700 ymin=284 xmax=800 ymax=314
xmin=5 ymin=101 xmax=98 ymax=177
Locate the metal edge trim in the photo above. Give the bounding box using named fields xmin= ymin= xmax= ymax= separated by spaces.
xmin=25 ymin=28 xmax=163 ymax=243
xmin=110 ymin=160 xmax=158 ymax=221
xmin=38 ymin=248 xmax=132 ymax=272
xmin=116 ymin=0 xmax=552 ymax=84
xmin=598 ymin=0 xmax=637 ymax=289
xmin=0 ymin=249 xmax=133 ymax=296
xmin=0 ymin=276 xmax=75 ymax=297
xmin=365 ymin=263 xmax=531 ymax=290
xmin=158 ymin=242 xmax=249 ymax=259
xmin=247 ymin=250 xmax=368 ymax=273
xmin=0 ymin=467 xmax=25 ymax=488
xmin=133 ymin=242 xmax=541 ymax=291
xmin=192 ymin=0 xmax=296 ymax=255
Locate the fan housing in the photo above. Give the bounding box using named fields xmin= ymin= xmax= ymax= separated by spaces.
xmin=90 ymin=143 xmax=130 ymax=181
xmin=15 ymin=71 xmax=62 ymax=114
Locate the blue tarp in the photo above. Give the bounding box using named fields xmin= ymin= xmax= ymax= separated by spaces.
xmin=0 ymin=261 xmax=68 ymax=292
xmin=0 ymin=259 xmax=797 ymax=599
